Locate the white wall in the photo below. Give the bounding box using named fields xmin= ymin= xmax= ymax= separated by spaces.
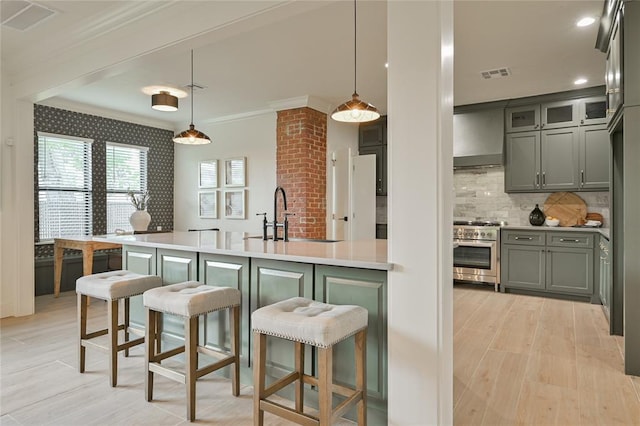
xmin=174 ymin=113 xmax=277 ymax=234
xmin=388 ymin=1 xmax=453 ymax=424
xmin=325 ymin=120 xmax=359 ymax=239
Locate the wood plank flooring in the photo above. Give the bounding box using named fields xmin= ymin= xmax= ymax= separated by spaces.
xmin=2 ymin=288 xmax=639 ymax=425
xmin=454 ymin=285 xmax=640 ymax=425
xmin=0 ymin=292 xmax=353 ymax=425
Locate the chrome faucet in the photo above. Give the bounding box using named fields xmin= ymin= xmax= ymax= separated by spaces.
xmin=257 ymin=186 xmax=294 ymax=241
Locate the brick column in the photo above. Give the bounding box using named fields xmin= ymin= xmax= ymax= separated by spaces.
xmin=276 ymin=107 xmax=327 ymax=239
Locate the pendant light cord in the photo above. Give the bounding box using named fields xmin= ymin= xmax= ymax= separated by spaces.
xmin=190 ymin=49 xmax=194 ymax=126
xmin=353 ymin=0 xmax=357 ymax=95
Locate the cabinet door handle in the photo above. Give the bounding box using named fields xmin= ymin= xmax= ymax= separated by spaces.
xmin=536 ymin=172 xmax=540 ymax=188
xmin=581 ymin=170 xmax=585 ymax=187
xmin=559 ymin=238 xmax=580 ymax=242
xmin=534 ymin=124 xmax=539 ymax=129
xmin=514 ymin=236 xmax=533 ymax=240
xmin=542 ymin=172 xmax=546 ymax=186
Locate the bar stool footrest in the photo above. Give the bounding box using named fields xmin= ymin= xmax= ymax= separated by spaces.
xmin=260 ymin=400 xmax=319 ymax=426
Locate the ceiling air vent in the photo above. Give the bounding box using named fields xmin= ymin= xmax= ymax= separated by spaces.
xmin=1 ymin=1 xmax=56 ymax=31
xmin=481 ymin=68 xmax=511 ymax=80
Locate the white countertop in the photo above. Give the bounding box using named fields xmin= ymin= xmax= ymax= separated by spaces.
xmin=94 ymin=231 xmax=392 ymax=271
xmin=502 ymin=225 xmax=609 ymax=239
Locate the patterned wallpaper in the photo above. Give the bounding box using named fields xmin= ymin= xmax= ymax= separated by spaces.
xmin=34 ymin=105 xmax=174 ymax=258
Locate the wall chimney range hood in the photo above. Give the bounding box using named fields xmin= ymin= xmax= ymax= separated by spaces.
xmin=453 ymin=102 xmax=506 ymax=168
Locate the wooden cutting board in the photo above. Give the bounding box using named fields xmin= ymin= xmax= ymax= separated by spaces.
xmin=543 ymin=192 xmax=587 ymax=227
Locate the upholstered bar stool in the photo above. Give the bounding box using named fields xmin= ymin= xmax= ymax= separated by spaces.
xmin=252 ymin=297 xmax=368 ymax=426
xmin=143 ymin=281 xmax=241 ymax=422
xmin=76 ymin=270 xmax=162 ymax=387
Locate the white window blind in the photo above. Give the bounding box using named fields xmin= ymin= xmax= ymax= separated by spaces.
xmin=106 ymin=142 xmax=148 ymax=233
xmin=37 ymin=133 xmax=93 ymax=241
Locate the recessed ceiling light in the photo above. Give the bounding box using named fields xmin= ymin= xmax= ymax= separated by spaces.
xmin=576 ymin=17 xmax=596 ymax=27
xmin=385 ymin=62 xmax=389 ymax=68
xmin=574 ymin=78 xmax=588 ymax=85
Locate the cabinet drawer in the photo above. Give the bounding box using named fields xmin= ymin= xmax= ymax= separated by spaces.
xmin=502 ymin=230 xmax=545 ymax=246
xmin=546 ymin=233 xmax=593 ymax=248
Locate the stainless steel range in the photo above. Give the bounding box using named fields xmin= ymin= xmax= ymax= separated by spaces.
xmin=453 ymin=220 xmax=506 ymax=291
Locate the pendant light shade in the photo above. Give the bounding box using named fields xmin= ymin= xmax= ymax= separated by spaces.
xmin=173 ymin=49 xmax=211 ymax=145
xmin=151 ymin=91 xmax=178 ymax=111
xmin=331 ymin=0 xmax=380 ymax=123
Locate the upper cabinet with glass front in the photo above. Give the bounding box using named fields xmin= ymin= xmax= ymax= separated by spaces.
xmin=506 ymin=96 xmax=606 ymax=133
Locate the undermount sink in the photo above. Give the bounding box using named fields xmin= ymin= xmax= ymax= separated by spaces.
xmin=244 ymin=236 xmax=341 ymax=243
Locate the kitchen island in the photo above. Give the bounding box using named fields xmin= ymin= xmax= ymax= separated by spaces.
xmin=95 ymin=231 xmax=390 ymax=423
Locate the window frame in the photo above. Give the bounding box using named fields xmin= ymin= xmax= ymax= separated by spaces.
xmin=37 ymin=132 xmax=93 ymax=242
xmin=105 ymin=142 xmax=149 ymax=233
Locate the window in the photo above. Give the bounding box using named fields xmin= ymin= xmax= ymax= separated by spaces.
xmin=37 ymin=132 xmax=93 ymax=241
xmin=106 ymin=142 xmax=148 ymax=233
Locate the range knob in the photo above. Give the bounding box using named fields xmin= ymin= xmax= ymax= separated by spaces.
xmin=481 ymin=232 xmax=486 ymax=237
xmin=474 ymin=232 xmax=479 ymax=236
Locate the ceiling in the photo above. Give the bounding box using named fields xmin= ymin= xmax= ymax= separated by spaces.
xmin=1 ymin=0 xmax=606 ymax=129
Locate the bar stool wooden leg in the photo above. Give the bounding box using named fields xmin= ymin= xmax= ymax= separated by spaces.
xmin=108 ymin=300 xmax=119 ymax=387
xmin=123 ymin=298 xmax=130 ymax=357
xmin=145 ymin=308 xmax=155 ymax=402
xmin=77 ymin=293 xmax=87 ymax=373
xmin=230 ymin=306 xmax=240 ymax=397
xmin=253 ymin=332 xmax=266 ymax=426
xmin=318 ymin=346 xmax=333 ymax=426
xmin=355 ymin=329 xmax=367 ymax=426
xmin=185 ymin=316 xmax=198 ymax=422
xmin=294 ymin=341 xmax=304 ymax=413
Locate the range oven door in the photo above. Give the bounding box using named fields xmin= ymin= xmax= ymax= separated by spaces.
xmin=453 ymin=240 xmax=498 ymax=283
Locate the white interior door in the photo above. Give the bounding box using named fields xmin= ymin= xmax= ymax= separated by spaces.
xmin=330 ymin=148 xmax=351 ymax=240
xmin=351 ymin=154 xmax=376 ymax=240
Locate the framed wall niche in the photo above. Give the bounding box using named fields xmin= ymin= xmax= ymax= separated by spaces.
xmin=224 ymin=157 xmax=246 ymax=187
xmin=224 ymin=189 xmax=245 ymax=219
xmin=198 ymin=191 xmax=218 ymax=218
xmin=199 ymin=160 xmax=218 ymax=188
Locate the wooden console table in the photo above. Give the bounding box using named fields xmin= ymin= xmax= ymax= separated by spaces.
xmin=53 ymin=237 xmax=122 ymax=297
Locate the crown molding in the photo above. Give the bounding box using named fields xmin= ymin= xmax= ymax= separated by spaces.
xmin=202 ymin=109 xmax=275 ymax=125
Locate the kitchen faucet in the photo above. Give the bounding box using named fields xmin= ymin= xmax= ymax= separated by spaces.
xmin=257 ymin=186 xmax=294 ymax=241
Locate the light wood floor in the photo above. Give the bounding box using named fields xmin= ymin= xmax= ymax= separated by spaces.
xmin=0 ymin=292 xmax=354 ymax=426
xmin=2 ymin=289 xmax=640 ymax=425
xmin=454 ymin=285 xmax=640 ymax=425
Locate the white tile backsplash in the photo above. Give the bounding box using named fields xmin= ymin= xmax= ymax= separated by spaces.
xmin=454 ymin=166 xmax=610 ymax=226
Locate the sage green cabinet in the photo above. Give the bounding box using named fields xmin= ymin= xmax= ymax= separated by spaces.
xmin=506 ymin=100 xmax=580 ymax=133
xmin=501 ymin=230 xmax=596 ymax=301
xmin=505 ymin=124 xmax=609 ymax=193
xmin=505 ymin=131 xmax=541 ymax=191
xmin=359 ymin=116 xmax=387 ymax=195
xmin=598 ymin=235 xmax=611 ymax=324
xmin=580 ymin=125 xmax=610 ymax=190
xmin=122 ymin=245 xmax=157 ymax=328
xmin=314 ymin=265 xmax=387 ymax=424
xmin=540 ymin=127 xmax=580 ymax=191
xmin=500 ymin=236 xmax=546 ymax=292
xmin=505 ymin=95 xmax=609 ymax=193
xmin=250 ymin=259 xmax=314 ymax=377
xmin=157 ymin=248 xmax=198 ymax=338
xmin=199 ymin=253 xmax=250 ymax=365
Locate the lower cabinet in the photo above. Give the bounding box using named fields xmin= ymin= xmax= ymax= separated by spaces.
xmin=250 ymin=259 xmax=314 ymax=378
xmin=598 ymin=235 xmax=611 ymax=323
xmin=122 ymin=245 xmax=157 ymax=329
xmin=314 ymin=265 xmax=388 ymax=424
xmin=157 ymin=249 xmax=198 ymax=338
xmin=501 ymin=230 xmax=596 ymax=301
xmin=199 ymin=253 xmax=250 ymax=366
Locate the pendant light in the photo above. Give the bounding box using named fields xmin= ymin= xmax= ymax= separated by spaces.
xmin=331 ymin=0 xmax=380 ymax=123
xmin=173 ymin=49 xmax=211 ymax=145
xmin=151 ymin=91 xmax=178 ymax=111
